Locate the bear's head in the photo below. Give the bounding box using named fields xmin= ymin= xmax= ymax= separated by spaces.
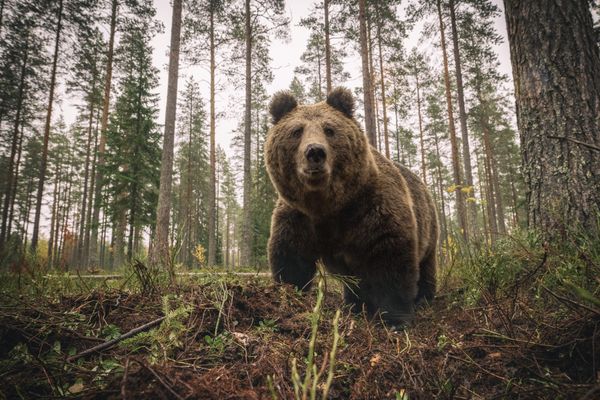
xmin=265 ymin=87 xmax=378 ymax=217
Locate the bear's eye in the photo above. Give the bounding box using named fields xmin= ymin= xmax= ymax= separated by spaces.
xmin=292 ymin=127 xmax=303 ymax=138
xmin=324 ymin=127 xmax=335 ymax=137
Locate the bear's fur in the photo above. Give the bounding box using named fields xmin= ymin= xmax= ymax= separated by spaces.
xmin=265 ymin=87 xmax=438 ymax=326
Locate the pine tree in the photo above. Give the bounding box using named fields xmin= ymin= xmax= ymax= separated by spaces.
xmin=103 ymin=27 xmax=161 ymax=265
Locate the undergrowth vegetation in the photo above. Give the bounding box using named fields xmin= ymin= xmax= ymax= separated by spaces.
xmin=0 ymin=229 xmax=598 ymax=399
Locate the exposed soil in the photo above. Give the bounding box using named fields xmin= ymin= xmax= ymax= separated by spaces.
xmin=0 ymin=277 xmax=598 ymax=399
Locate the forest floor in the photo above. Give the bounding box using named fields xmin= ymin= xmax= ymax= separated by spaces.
xmin=1 ymin=244 xmax=599 ymax=399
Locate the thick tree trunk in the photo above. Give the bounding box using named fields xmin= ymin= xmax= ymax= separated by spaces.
xmin=89 ymin=0 xmax=117 ymax=266
xmin=208 ymin=7 xmax=217 ymax=267
xmin=504 ymin=0 xmax=600 ymax=235
xmin=449 ymin=0 xmax=477 ymax=236
xmin=151 ymin=0 xmax=182 ymax=274
xmin=31 ymin=0 xmax=63 ymax=252
xmin=323 ymin=0 xmax=332 ymax=94
xmin=241 ymin=0 xmax=252 ymax=266
xmin=358 ymin=0 xmax=376 ymax=146
xmin=436 ymin=0 xmax=468 ymax=241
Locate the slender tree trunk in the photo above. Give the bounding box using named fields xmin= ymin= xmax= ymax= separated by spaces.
xmin=376 ymin=10 xmax=390 ymax=158
xmin=84 ymin=110 xmax=100 ymax=266
xmin=77 ymin=78 xmax=97 ymax=266
xmin=476 ymin=156 xmax=490 ymax=245
xmin=208 ymin=6 xmax=217 ymax=267
xmin=90 ymin=0 xmax=117 ymax=265
xmin=241 ymin=0 xmax=253 ymax=266
xmin=367 ymin=16 xmax=380 ymax=151
xmin=433 ymin=128 xmax=449 ymax=250
xmin=481 ymin=121 xmax=506 ymax=234
xmin=509 ymin=165 xmax=520 ymax=227
xmin=7 ymin=124 xmax=25 ymax=239
xmin=0 ymin=37 xmax=28 ymax=248
xmin=504 ymin=0 xmax=600 ymax=235
xmin=449 ymin=0 xmax=477 ymax=236
xmin=150 ymin=0 xmax=182 ymax=273
xmin=358 ymin=0 xmax=376 ymax=146
xmin=483 ymin=151 xmax=498 ymax=242
xmin=48 ymin=161 xmax=62 ymax=267
xmin=323 ymin=0 xmax=332 ymax=94
xmin=31 ymin=0 xmax=63 ymax=252
xmin=436 ymin=0 xmax=468 ymax=241
xmin=415 ymin=73 xmax=427 ymax=185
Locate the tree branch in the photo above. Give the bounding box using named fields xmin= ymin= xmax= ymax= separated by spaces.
xmin=67 ymin=316 xmax=165 ymax=362
xmin=547 ymin=135 xmax=600 ymax=152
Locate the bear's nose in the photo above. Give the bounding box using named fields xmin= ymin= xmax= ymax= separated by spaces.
xmin=305 ymin=144 xmax=327 ymax=165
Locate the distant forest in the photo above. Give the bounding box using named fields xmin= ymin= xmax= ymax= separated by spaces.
xmin=0 ymin=0 xmax=598 ymax=272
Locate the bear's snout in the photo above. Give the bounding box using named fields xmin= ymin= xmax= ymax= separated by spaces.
xmin=305 ymin=144 xmax=327 ymax=167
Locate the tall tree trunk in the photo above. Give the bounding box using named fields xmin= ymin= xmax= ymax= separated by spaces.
xmin=504 ymin=0 xmax=600 ymax=235
xmin=48 ymin=161 xmax=62 ymax=267
xmin=415 ymin=73 xmax=427 ymax=185
xmin=358 ymin=0 xmax=376 ymax=146
xmin=483 ymin=151 xmax=498 ymax=242
xmin=31 ymin=0 xmax=63 ymax=252
xmin=367 ymin=16 xmax=380 ymax=151
xmin=436 ymin=0 xmax=468 ymax=241
xmin=479 ymin=111 xmax=506 ymax=235
xmin=0 ymin=39 xmax=28 ymax=248
xmin=376 ymin=10 xmax=390 ymax=158
xmin=89 ymin=0 xmax=117 ymax=265
xmin=432 ymin=127 xmax=449 ymax=250
xmin=77 ymin=76 xmax=97 ymax=265
xmin=208 ymin=6 xmax=217 ymax=267
xmin=476 ymin=156 xmax=490 ymax=245
xmin=323 ymin=0 xmax=332 ymax=94
xmin=151 ymin=0 xmax=182 ymax=274
xmin=84 ymin=110 xmax=100 ymax=266
xmin=241 ymin=0 xmax=252 ymax=266
xmin=449 ymin=0 xmax=477 ymax=236
xmin=7 ymin=124 xmax=25 ymax=239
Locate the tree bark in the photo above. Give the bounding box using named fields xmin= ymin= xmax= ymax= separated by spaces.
xmin=358 ymin=0 xmax=376 ymax=146
xmin=323 ymin=0 xmax=332 ymax=94
xmin=449 ymin=0 xmax=477 ymax=236
xmin=77 ymin=67 xmax=98 ymax=265
xmin=208 ymin=6 xmax=217 ymax=267
xmin=504 ymin=0 xmax=600 ymax=235
xmin=415 ymin=73 xmax=427 ymax=185
xmin=31 ymin=0 xmax=64 ymax=252
xmin=0 ymin=37 xmax=28 ymax=248
xmin=241 ymin=0 xmax=252 ymax=266
xmin=376 ymin=21 xmax=390 ymax=158
xmin=89 ymin=0 xmax=117 ymax=266
xmin=150 ymin=0 xmax=182 ymax=274
xmin=436 ymin=0 xmax=468 ymax=241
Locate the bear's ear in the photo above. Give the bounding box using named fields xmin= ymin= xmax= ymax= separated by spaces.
xmin=269 ymin=91 xmax=298 ymax=124
xmin=326 ymin=87 xmax=355 ymax=118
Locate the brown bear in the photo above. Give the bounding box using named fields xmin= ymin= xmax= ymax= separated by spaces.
xmin=265 ymin=87 xmax=438 ymax=328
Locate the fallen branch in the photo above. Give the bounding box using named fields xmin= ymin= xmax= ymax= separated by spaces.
xmin=547 ymin=135 xmax=600 ymax=152
xmin=67 ymin=316 xmax=165 ymax=362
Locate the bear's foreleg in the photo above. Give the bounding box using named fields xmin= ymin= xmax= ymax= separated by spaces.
xmin=268 ymin=204 xmax=317 ymax=291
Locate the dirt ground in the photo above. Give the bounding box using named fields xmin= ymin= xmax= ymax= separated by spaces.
xmin=0 ymin=276 xmax=598 ymax=399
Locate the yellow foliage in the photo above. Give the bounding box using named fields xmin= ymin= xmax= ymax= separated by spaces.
xmin=193 ymin=244 xmax=207 ymax=266
xmin=461 ymin=185 xmax=474 ymax=195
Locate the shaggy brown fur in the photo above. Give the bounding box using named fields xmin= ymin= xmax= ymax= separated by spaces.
xmin=265 ymin=87 xmax=438 ymax=326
